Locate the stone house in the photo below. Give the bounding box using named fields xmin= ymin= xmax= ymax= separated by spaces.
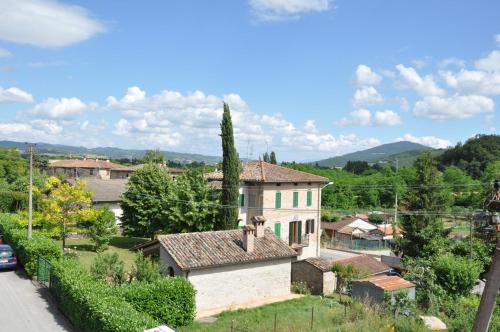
xmin=135 ymin=217 xmax=298 ymax=317
xmin=351 ymin=275 xmax=415 ymax=304
xmin=206 ymin=161 xmax=329 ymax=259
xmin=291 ymin=257 xmax=336 ymax=295
xmin=48 ymin=159 xmax=135 ymax=180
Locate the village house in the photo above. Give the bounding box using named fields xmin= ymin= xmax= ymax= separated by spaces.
xmin=321 ymin=216 xmax=378 ymax=241
xmin=135 ymin=216 xmax=298 ymax=317
xmin=206 ymin=160 xmax=329 ymax=259
xmin=48 ymin=158 xmax=136 ymax=180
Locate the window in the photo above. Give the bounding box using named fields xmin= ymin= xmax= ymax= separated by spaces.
xmin=288 ymin=220 xmax=302 ymax=244
xmin=293 ymin=192 xmax=299 ymax=208
xmin=248 ymin=193 xmax=257 ymax=208
xmin=306 ymin=219 xmax=315 ymax=234
xmin=89 ymin=169 xmax=94 ymax=175
xmin=275 ymin=192 xmax=281 ymax=209
xmin=239 ymin=193 xmax=245 ymax=207
xmin=307 ymin=191 xmax=312 ymax=207
xmin=168 ymin=266 xmax=175 ymax=277
xmin=274 ymin=222 xmax=281 ymax=237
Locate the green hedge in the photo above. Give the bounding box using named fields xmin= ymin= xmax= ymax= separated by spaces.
xmin=51 ymin=259 xmax=158 ymax=332
xmin=119 ymin=277 xmax=196 ymax=327
xmin=0 ymin=214 xmax=62 ymax=276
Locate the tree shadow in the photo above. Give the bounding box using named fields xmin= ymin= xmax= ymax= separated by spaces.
xmin=109 ymin=236 xmax=148 ymax=250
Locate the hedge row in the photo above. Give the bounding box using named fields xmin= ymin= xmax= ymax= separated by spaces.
xmin=119 ymin=277 xmax=196 ymax=327
xmin=51 ymin=259 xmax=158 ymax=332
xmin=0 ymin=214 xmax=62 ymax=276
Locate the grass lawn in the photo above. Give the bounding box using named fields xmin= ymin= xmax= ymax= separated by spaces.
xmin=63 ymin=236 xmax=148 ymax=270
xmin=179 ymin=295 xmax=421 ymax=332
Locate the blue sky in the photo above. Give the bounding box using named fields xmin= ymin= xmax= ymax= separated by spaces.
xmin=0 ymin=0 xmax=499 ymax=161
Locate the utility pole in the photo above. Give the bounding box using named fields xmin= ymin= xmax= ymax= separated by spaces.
xmin=27 ymin=144 xmax=34 ymax=239
xmin=394 ymin=159 xmax=399 ymax=224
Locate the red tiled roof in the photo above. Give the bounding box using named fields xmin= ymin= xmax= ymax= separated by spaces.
xmin=376 ymin=224 xmax=402 ymax=236
xmin=354 ymin=275 xmax=414 ymax=291
xmin=332 ymin=254 xmax=391 ymax=275
xmin=142 ymin=228 xmax=297 ymax=271
xmin=303 ymin=257 xmax=334 ymax=272
xmin=49 ymin=159 xmax=124 ymax=170
xmin=206 ymin=161 xmax=328 ymax=183
xmin=321 ymin=217 xmax=374 ymax=231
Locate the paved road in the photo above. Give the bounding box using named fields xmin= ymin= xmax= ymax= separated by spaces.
xmin=0 ymin=270 xmax=73 ymax=332
xmin=320 ymin=248 xmax=359 ymax=260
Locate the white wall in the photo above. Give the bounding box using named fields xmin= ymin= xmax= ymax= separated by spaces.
xmin=188 ymin=258 xmax=292 ymax=312
xmin=94 ymin=202 xmax=123 ymax=225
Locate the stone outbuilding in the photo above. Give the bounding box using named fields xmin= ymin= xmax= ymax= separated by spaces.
xmin=352 ymin=275 xmax=415 ymax=304
xmin=135 ymin=216 xmax=298 ymax=317
xmin=291 ymin=257 xmax=336 ymax=295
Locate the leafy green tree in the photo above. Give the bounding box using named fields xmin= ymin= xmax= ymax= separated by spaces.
xmin=218 ymin=102 xmax=241 ymax=230
xmin=90 ymin=253 xmax=126 ymax=285
xmin=263 ymin=152 xmax=270 ymax=162
xmin=121 ymin=164 xmax=174 ymax=239
xmin=399 ymin=152 xmax=450 ymax=257
xmin=270 ymin=151 xmax=277 ymax=164
xmin=89 ymin=208 xmax=118 ymax=252
xmin=167 ymin=169 xmax=219 ymax=233
xmin=143 ymin=149 xmax=165 ymax=164
xmin=431 ymin=254 xmax=481 ymax=296
xmin=344 ymin=160 xmax=371 ymax=175
xmin=130 ymin=251 xmax=164 ymax=282
xmin=332 ymin=263 xmax=359 ymax=301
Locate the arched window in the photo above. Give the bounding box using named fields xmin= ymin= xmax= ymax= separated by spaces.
xmin=168 ymin=266 xmax=175 ymax=277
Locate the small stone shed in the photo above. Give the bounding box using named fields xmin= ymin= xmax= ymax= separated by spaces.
xmin=291 ymin=257 xmax=336 ymax=295
xmin=135 ymin=217 xmax=298 ymax=317
xmin=352 ymin=275 xmax=415 ymax=304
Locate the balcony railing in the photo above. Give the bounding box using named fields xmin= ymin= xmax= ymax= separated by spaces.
xmin=291 ymin=234 xmax=310 ymax=249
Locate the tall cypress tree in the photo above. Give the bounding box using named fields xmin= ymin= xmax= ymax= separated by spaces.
xmin=270 ymin=151 xmax=277 ymax=164
xmin=263 ymin=152 xmax=270 ymax=163
xmin=218 ymin=102 xmax=240 ymax=229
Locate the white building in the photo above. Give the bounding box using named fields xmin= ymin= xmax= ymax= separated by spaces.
xmin=136 ymin=216 xmax=298 ymax=317
xmin=206 ymin=161 xmax=329 ymax=259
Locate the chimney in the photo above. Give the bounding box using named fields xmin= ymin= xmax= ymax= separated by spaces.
xmin=251 ymin=216 xmax=266 ymax=238
xmin=242 ymin=225 xmax=255 ymax=252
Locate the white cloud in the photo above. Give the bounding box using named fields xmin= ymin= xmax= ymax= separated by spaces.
xmin=337 ymin=109 xmax=372 ymax=126
xmin=398 ymin=134 xmax=451 ymax=149
xmin=355 ymin=65 xmax=381 ymax=86
xmin=396 ymin=64 xmax=446 ymax=96
xmin=414 ymin=95 xmax=495 ymax=120
xmin=496 ymin=34 xmax=500 ymax=46
xmin=26 ymin=97 xmax=88 ymax=119
xmin=374 ymin=110 xmax=401 ymax=126
xmin=475 ymin=50 xmax=500 ymax=72
xmin=0 ymin=87 xmax=33 ymax=103
xmin=249 ymin=0 xmax=331 ymax=21
xmin=352 ymin=86 xmax=383 ymax=107
xmin=440 ymin=69 xmax=500 ymax=96
xmin=439 ymin=57 xmax=465 ymax=68
xmin=397 ymin=97 xmax=410 ymax=112
xmin=0 ymin=0 xmax=105 ymax=47
xmin=0 ymin=48 xmax=11 ymax=57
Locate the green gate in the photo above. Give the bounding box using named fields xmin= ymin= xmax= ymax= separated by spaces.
xmin=37 ymin=256 xmax=52 ymax=287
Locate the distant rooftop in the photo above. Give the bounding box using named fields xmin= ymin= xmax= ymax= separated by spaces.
xmin=354 ymin=275 xmax=414 ymax=291
xmin=49 ymin=159 xmax=124 ymax=170
xmin=206 ymin=160 xmax=328 ymax=183
xmin=68 ymin=178 xmax=127 ymax=203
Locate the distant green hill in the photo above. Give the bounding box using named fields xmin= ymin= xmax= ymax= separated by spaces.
xmin=0 ymin=140 xmax=222 ymax=165
xmin=313 ymin=141 xmax=435 ymax=167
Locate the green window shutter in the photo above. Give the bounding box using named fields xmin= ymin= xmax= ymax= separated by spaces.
xmin=275 ymin=192 xmax=281 ymax=209
xmin=239 ymin=194 xmax=245 ymax=207
xmin=288 ymin=222 xmax=293 ymax=245
xmin=307 ymin=191 xmax=312 ymax=207
xmin=298 ymin=221 xmax=302 ymax=243
xmin=274 ymin=222 xmax=281 ymax=237
xmin=293 ymin=192 xmax=299 ymax=208
xmin=305 ymin=220 xmax=310 ymax=234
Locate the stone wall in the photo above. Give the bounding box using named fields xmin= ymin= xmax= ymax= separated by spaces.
xmin=291 ymin=260 xmax=336 ymax=295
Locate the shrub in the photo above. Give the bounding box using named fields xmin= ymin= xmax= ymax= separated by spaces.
xmin=368 ymin=213 xmax=384 ymax=224
xmin=130 ymin=251 xmax=164 ymax=283
xmin=119 ymin=277 xmax=196 ymax=328
xmin=0 ymin=214 xmax=62 ymax=276
xmin=89 ymin=208 xmax=118 ymax=252
xmin=431 ymin=254 xmax=481 ymax=296
xmin=291 ymin=281 xmax=311 ymax=295
xmin=90 ymin=253 xmax=126 ymax=285
xmin=51 ymin=259 xmax=157 ymax=332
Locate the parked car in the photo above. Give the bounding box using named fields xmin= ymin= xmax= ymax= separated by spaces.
xmin=0 ymin=245 xmax=17 ymax=270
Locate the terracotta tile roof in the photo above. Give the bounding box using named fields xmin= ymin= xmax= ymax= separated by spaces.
xmin=376 ymin=224 xmax=402 ymax=236
xmin=49 ymin=159 xmax=124 ymax=170
xmin=303 ymin=257 xmax=333 ymax=272
xmin=206 ymin=161 xmax=328 ymax=183
xmin=152 ymin=228 xmax=297 ymax=271
xmin=332 ymin=254 xmax=391 ymax=275
xmin=68 ymin=178 xmax=127 ymax=202
xmin=354 ymin=275 xmax=414 ymax=291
